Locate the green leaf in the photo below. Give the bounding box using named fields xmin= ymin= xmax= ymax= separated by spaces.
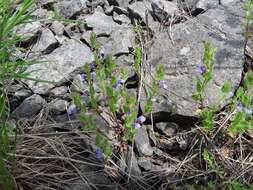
xmin=155 ymin=64 xmax=165 ymax=80
xmin=221 ymin=81 xmax=232 ymax=93
xmin=244 ymin=71 xmax=253 ymax=89
xmin=192 ymin=93 xmax=201 ymax=101
xmin=106 ymin=85 xmax=114 ymax=97
xmin=241 ymin=95 xmax=251 ymax=107
xmin=236 ymin=87 xmax=244 ymax=98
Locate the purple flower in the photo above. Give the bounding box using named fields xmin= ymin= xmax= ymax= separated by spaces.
xmin=244 ymin=107 xmax=252 ymax=115
xmin=67 ymin=104 xmax=78 ymax=116
xmin=158 ymin=80 xmax=167 ymax=89
xmin=91 ymin=71 xmax=96 ymax=80
xmin=113 ymin=79 xmax=125 ymax=89
xmin=236 ymin=103 xmax=252 ymax=115
xmin=95 ymin=148 xmax=103 ymax=158
xmin=133 ymin=122 xmax=141 ymax=129
xmin=137 ymin=115 xmax=146 ymax=124
xmin=197 ymin=65 xmax=207 ymax=75
xmin=81 ymin=91 xmax=89 ymax=102
xmin=80 ymin=73 xmax=87 ymax=82
xmin=89 ymin=63 xmax=95 ymax=70
xmin=236 ymin=103 xmax=243 ymax=112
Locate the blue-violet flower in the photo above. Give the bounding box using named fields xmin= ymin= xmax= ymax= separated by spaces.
xmin=197 ymin=65 xmax=207 ymax=75
xmin=158 ymin=80 xmax=167 ymax=89
xmin=137 ymin=115 xmax=146 ymax=124
xmin=95 ymin=148 xmax=103 ymax=159
xmin=133 ymin=122 xmax=141 ymax=129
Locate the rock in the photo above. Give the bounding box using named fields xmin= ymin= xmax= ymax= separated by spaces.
xmin=62 ymin=180 xmax=90 ymax=190
xmin=115 ymin=54 xmax=133 ymax=67
xmin=64 ymin=23 xmax=82 ymax=39
xmin=15 ymin=21 xmax=42 ymax=45
xmin=176 ymin=135 xmax=189 ymax=150
xmin=125 ymin=147 xmax=141 ymax=176
xmin=15 ymin=21 xmax=42 ymax=37
xmin=32 ymin=28 xmax=58 ymax=54
xmin=153 ymin=147 xmax=163 ymax=156
xmin=149 ymin=1 xmax=244 ymax=116
xmin=107 ymin=0 xmax=130 ymax=7
xmin=127 ymin=1 xmax=152 ymax=21
xmin=40 ymin=0 xmax=56 ymax=6
xmin=50 ymin=21 xmax=65 ymax=35
xmin=12 ymin=94 xmax=46 ymax=118
xmin=85 ymin=111 xmax=115 ymax=140
xmin=151 ymin=0 xmax=178 ymax=22
xmin=55 ymin=35 xmax=68 ymax=44
xmin=25 ymin=39 xmax=94 ymax=94
xmin=140 ymin=95 xmax=176 ymax=114
xmin=102 ymin=27 xmax=135 ymax=56
xmin=63 ymin=173 xmax=119 ymax=190
xmin=135 ymin=127 xmax=153 ymax=156
xmin=178 ymin=0 xmax=234 ymax=13
xmin=81 ymin=31 xmax=92 ymax=45
xmin=49 ymin=86 xmax=69 ymax=96
xmin=155 ymin=122 xmax=179 ymax=137
xmin=159 ymin=138 xmax=176 ymax=150
xmin=86 ymin=0 xmax=106 ymax=10
xmin=146 ymin=125 xmax=158 ymax=146
xmin=48 ymin=99 xmax=69 ymax=115
xmin=177 ymin=0 xmax=200 ymax=13
xmin=195 ymin=0 xmax=219 ymax=11
xmin=113 ymin=12 xmax=131 ymax=25
xmin=54 ymin=0 xmax=88 ymax=18
xmin=32 ymin=8 xmax=52 ymax=19
xmin=151 ymin=162 xmax=176 ymax=174
xmin=70 ymin=74 xmax=100 ymax=96
xmin=84 ymin=9 xmax=121 ymax=35
xmin=8 ymin=84 xmax=33 ymax=111
xmin=105 ymin=5 xmax=128 ymax=15
xmin=138 ymin=157 xmax=152 ymax=171
xmin=70 ymin=74 xmax=89 ymax=92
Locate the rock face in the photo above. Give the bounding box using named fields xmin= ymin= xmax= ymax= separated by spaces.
xmin=25 ymin=39 xmax=94 ymax=94
xmin=149 ymin=1 xmax=244 ymax=116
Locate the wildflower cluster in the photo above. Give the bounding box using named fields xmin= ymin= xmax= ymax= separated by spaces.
xmin=229 ymin=71 xmax=253 ymax=133
xmin=192 ymin=41 xmax=216 ymax=106
xmin=145 ymin=64 xmax=166 ymax=113
xmin=192 ymin=40 xmax=253 ymax=134
xmin=67 ymin=32 xmax=166 ymax=156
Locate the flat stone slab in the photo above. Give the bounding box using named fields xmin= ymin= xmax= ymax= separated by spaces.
xmin=148 ymin=1 xmax=244 ymax=116
xmin=26 ymin=39 xmax=94 ymax=94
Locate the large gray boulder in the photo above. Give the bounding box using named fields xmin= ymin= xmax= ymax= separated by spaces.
xmin=148 ymin=1 xmax=244 ymax=116
xmin=26 ymin=39 xmax=94 ymax=94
